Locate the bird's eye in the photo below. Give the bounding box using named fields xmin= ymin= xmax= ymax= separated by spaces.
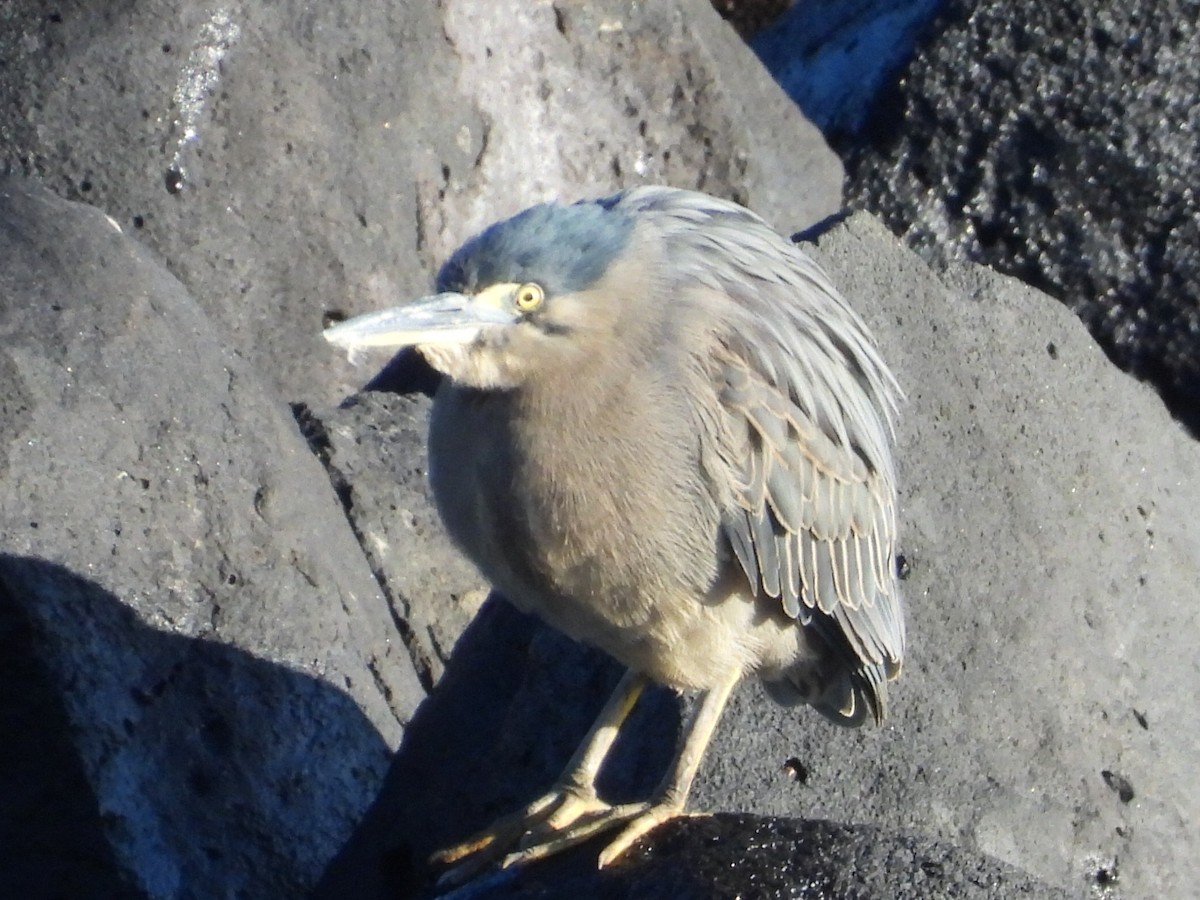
xmin=515 ymin=282 xmax=544 ymax=312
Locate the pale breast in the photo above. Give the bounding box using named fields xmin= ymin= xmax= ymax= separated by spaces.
xmin=429 ymin=374 xmax=777 ymax=689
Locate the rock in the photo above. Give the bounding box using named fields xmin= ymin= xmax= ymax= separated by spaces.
xmin=0 ymin=176 xmax=423 ymax=897
xmin=751 ymin=0 xmax=943 ymax=135
xmin=7 ymin=0 xmax=1193 ymax=896
xmin=0 ymin=1 xmax=849 ymax=895
xmin=314 ymin=603 xmax=1070 ymax=899
xmin=0 ymin=0 xmax=842 ymax=412
xmin=297 ymin=392 xmax=486 ymax=689
xmin=844 ymin=0 xmax=1200 ymax=434
xmin=709 ymin=0 xmax=793 ymax=40
xmin=315 ymin=213 xmax=1198 ymax=897
xmin=790 ymin=213 xmax=1196 ymax=896
xmin=431 ymin=814 xmax=1069 ymax=900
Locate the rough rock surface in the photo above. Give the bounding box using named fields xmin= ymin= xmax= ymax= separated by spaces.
xmin=0 ymin=0 xmax=841 ymax=413
xmin=297 ymin=392 xmax=487 ymax=690
xmin=313 ymin=603 xmax=1070 ymax=900
xmin=3 ymin=0 xmax=1196 ymax=897
xmin=843 ymin=0 xmax=1200 ymax=434
xmin=315 ymin=213 xmax=1199 ymax=899
xmin=0 ymin=0 xmax=843 ymax=896
xmin=751 ymin=0 xmax=942 ymax=134
xmin=0 ymin=177 xmax=422 ymax=897
xmin=434 ymin=814 xmax=1069 ymax=900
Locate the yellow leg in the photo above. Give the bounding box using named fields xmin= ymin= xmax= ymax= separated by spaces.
xmin=432 ymin=670 xmax=647 ymax=880
xmin=433 ymin=668 xmax=738 ymax=881
xmin=595 ymin=672 xmax=737 ymax=867
xmin=556 ymin=669 xmax=649 ymax=797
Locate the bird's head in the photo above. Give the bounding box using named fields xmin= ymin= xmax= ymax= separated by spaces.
xmin=325 ymin=197 xmax=645 ymax=390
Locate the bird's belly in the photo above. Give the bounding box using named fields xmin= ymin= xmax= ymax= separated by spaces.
xmin=430 ymin=386 xmax=811 ymax=692
xmin=503 ymin=564 xmax=808 ymax=692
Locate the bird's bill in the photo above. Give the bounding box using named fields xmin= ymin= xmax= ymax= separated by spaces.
xmin=323 ymin=292 xmax=516 ymax=351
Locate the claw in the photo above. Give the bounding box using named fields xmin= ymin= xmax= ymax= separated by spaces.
xmin=432 ymin=790 xmax=570 ymax=870
xmin=596 ymin=803 xmax=688 ymax=867
xmin=434 ymin=793 xmax=686 ymax=887
xmin=431 ymin=785 xmax=604 ymax=884
xmin=431 ymin=832 xmax=497 ymax=867
xmin=501 ymin=800 xmax=649 ymax=869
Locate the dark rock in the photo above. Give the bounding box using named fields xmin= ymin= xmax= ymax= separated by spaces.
xmin=305 ymin=392 xmax=487 ymax=689
xmin=844 ymin=0 xmax=1200 ymax=434
xmin=316 ymin=214 xmax=1200 ymax=898
xmin=0 ymin=584 xmax=141 ymax=899
xmin=710 ymin=0 xmax=793 ymax=39
xmin=0 ymin=1 xmax=846 ymax=894
xmin=4 ymin=0 xmax=1196 ymax=897
xmin=752 ymin=0 xmax=944 ymax=135
xmin=316 ymin=600 xmax=1068 ymax=900
xmin=431 ymin=814 xmax=1069 ymax=900
xmin=313 ymin=600 xmax=682 ymax=899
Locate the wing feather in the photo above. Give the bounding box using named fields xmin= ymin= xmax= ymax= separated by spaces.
xmin=613 ymin=186 xmax=905 ymax=722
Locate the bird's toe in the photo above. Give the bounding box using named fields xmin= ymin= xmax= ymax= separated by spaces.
xmin=431 ymin=785 xmax=611 ymax=884
xmin=502 ymin=799 xmax=647 ymax=869
xmin=595 ymin=799 xmax=688 ymax=868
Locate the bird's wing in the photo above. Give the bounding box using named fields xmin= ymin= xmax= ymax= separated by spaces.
xmin=709 ymin=343 xmax=904 ymax=677
xmin=613 ymin=186 xmax=905 ymax=684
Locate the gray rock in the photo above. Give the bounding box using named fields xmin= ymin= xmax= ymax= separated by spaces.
xmin=0 ymin=177 xmax=423 ymax=897
xmin=315 ymin=604 xmax=1071 ymax=899
xmin=434 ymin=814 xmax=1070 ymax=899
xmin=844 ymin=0 xmax=1200 ymax=433
xmin=299 ymin=392 xmax=487 ymax=689
xmin=317 ymin=214 xmax=1192 ymax=897
xmin=8 ymin=0 xmax=1191 ymax=896
xmin=780 ymin=214 xmax=1197 ymax=897
xmin=0 ymin=0 xmax=841 ymax=412
xmin=0 ymin=1 xmax=849 ymax=894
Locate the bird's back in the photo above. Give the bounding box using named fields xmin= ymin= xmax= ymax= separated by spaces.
xmin=616 ymin=188 xmax=905 ymax=724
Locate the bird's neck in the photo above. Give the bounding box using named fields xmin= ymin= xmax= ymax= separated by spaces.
xmin=512 ymin=341 xmax=647 ymax=430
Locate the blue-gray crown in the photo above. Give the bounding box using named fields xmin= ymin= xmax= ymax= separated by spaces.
xmin=437 ymin=196 xmax=634 ymax=297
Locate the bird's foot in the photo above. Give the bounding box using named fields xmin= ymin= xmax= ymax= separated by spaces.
xmin=593 ymin=800 xmax=687 ymax=867
xmin=432 ymin=787 xmax=685 ymax=886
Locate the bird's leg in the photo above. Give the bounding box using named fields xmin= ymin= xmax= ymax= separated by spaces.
xmin=594 ymin=672 xmax=737 ymax=867
xmin=497 ymin=671 xmax=737 ymax=871
xmin=432 ymin=669 xmax=648 ymax=879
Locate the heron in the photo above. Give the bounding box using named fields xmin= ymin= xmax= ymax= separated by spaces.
xmin=325 ymin=186 xmax=904 ymax=877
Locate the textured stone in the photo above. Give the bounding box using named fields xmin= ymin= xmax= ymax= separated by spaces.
xmin=6 ymin=0 xmax=1191 ymax=896
xmin=844 ymin=0 xmax=1200 ymax=433
xmin=0 ymin=1 xmax=845 ymax=895
xmin=430 ymin=814 xmax=1070 ymax=900
xmin=299 ymin=392 xmax=486 ymax=690
xmin=0 ymin=0 xmax=841 ymax=412
xmin=752 ymin=0 xmax=942 ymax=135
xmin=0 ymin=177 xmax=422 ymax=897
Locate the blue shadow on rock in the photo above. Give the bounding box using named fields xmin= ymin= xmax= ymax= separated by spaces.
xmin=313 ymin=595 xmax=683 ymax=900
xmin=0 ymin=554 xmax=390 ymax=899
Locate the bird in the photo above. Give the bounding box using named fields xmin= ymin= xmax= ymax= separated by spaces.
xmin=324 ymin=186 xmax=904 ymax=878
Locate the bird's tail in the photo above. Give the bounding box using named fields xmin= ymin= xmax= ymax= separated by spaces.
xmin=763 ymin=659 xmax=892 ymax=727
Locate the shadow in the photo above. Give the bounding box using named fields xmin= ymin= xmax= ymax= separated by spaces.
xmin=0 ymin=554 xmax=391 ymax=899
xmin=0 ymin=564 xmax=138 ymax=898
xmin=362 ymin=348 xmax=442 ymax=399
xmin=313 ymin=596 xmax=683 ymax=900
xmin=791 ymin=209 xmax=851 ymax=245
xmin=749 ymin=0 xmax=945 ymax=138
